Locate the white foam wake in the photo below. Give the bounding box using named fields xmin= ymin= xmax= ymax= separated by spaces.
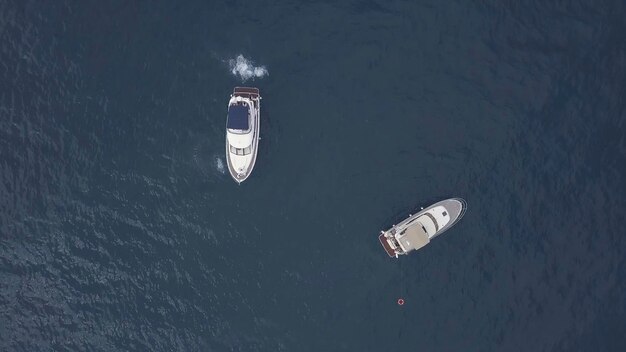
xmin=228 ymin=55 xmax=268 ymax=81
xmin=215 ymin=156 xmax=225 ymax=174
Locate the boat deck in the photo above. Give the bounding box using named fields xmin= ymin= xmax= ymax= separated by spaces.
xmin=378 ymin=233 xmax=395 ymax=257
xmin=234 ymin=87 xmax=260 ymax=99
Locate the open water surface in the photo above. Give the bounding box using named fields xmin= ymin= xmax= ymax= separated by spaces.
xmin=1 ymin=1 xmax=626 ymax=351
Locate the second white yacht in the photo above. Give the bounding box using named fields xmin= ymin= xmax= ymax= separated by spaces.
xmin=378 ymin=198 xmax=467 ymax=258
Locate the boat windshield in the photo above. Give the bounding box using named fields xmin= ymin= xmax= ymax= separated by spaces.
xmin=227 ymin=104 xmax=250 ymax=132
xmin=230 ymin=145 xmax=252 ymax=156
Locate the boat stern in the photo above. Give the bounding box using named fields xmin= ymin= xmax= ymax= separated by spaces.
xmin=378 ymin=233 xmax=396 ymax=257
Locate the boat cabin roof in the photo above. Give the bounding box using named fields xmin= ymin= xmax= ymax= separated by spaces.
xmin=227 ymin=104 xmax=249 ymax=130
xmin=398 ymin=223 xmax=430 ymax=252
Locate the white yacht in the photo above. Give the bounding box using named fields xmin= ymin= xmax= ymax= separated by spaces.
xmin=378 ymin=198 xmax=467 ymax=258
xmin=225 ymin=87 xmax=261 ymax=183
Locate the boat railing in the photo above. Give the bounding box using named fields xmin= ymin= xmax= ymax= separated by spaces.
xmin=451 ymin=197 xmax=467 ymax=224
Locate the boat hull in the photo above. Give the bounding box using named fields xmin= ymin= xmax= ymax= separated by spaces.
xmin=225 ymin=87 xmax=260 ymax=183
xmin=379 ymin=198 xmax=467 ymax=257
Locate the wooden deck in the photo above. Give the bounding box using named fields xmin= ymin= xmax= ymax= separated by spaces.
xmin=234 ymin=86 xmax=260 ymax=99
xmin=378 ymin=233 xmax=395 ymax=257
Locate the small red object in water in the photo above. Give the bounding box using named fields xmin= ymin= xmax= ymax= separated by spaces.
xmin=397 ymin=298 xmax=405 ymax=305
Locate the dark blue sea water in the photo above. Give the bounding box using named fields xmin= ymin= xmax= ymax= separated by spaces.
xmin=2 ymin=1 xmax=626 ymax=351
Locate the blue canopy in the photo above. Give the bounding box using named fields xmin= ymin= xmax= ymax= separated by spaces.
xmin=227 ymin=105 xmax=249 ymax=130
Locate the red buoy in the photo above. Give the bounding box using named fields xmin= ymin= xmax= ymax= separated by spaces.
xmin=397 ymin=298 xmax=405 ymax=306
